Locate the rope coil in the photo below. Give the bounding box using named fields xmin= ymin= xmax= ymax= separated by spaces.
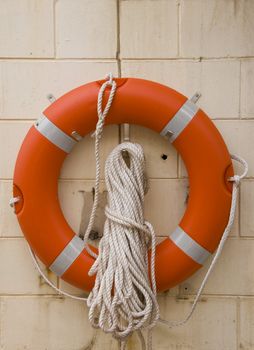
xmin=87 ymin=142 xmax=159 ymax=342
xmin=24 ymin=73 xmax=248 ymax=350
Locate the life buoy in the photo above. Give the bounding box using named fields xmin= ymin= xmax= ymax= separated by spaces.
xmin=12 ymin=78 xmax=233 ymax=292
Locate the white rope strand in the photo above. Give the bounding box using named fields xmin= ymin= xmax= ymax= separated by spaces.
xmin=83 ymin=73 xmax=117 ymax=259
xmin=159 ymin=154 xmax=248 ymax=328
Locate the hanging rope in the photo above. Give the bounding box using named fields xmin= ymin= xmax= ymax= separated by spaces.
xmin=82 ymin=72 xmax=117 ymax=259
xmin=86 ymin=142 xmax=159 ymax=346
xmin=159 ymin=154 xmax=248 ymax=329
xmin=26 ymin=73 xmax=248 ymax=350
xmin=80 ymin=73 xmax=159 ymax=348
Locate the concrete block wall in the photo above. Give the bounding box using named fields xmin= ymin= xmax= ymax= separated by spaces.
xmin=0 ymin=0 xmax=253 ymax=349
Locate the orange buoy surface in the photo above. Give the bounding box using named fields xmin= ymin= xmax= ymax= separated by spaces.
xmin=13 ymin=78 xmax=233 ymax=292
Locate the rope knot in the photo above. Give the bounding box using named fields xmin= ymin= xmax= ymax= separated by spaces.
xmin=227 ymin=155 xmax=248 ymax=187
xmin=229 ymin=174 xmax=241 ymax=187
xmin=105 ymin=72 xmax=114 ymax=86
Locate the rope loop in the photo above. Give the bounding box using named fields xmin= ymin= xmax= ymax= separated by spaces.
xmin=83 ymin=74 xmax=117 ymax=259
xmin=228 ymin=154 xmax=248 ymax=186
xmin=95 ymin=72 xmax=117 ymax=140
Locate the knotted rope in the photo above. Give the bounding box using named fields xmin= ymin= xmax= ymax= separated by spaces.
xmin=81 ymin=73 xmax=159 ymax=348
xmin=26 ymin=73 xmax=248 ymax=350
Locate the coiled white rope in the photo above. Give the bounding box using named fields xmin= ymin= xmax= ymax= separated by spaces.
xmin=86 ymin=142 xmax=159 ymax=347
xmin=26 ymin=74 xmax=248 ymax=350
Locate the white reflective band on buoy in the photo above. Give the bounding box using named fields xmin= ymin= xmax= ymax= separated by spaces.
xmin=49 ymin=235 xmax=84 ymax=276
xmin=169 ymin=226 xmax=211 ymax=265
xmin=34 ymin=115 xmax=77 ymax=153
xmin=160 ymin=100 xmax=199 ymax=143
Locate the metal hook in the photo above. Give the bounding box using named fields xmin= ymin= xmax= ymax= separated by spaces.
xmin=190 ymin=92 xmax=201 ymax=104
xmin=46 ymin=94 xmax=56 ymax=104
xmin=120 ymin=124 xmax=130 ymax=143
xmin=71 ymin=131 xmax=83 ymax=141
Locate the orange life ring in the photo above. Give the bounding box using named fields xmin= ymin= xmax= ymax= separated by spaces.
xmin=12 ymin=78 xmax=233 ymax=292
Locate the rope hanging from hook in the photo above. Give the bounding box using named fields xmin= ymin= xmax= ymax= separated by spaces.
xmin=83 ymin=74 xmax=159 ymax=348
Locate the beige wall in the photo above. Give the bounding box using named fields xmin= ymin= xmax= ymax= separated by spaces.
xmin=0 ymin=0 xmax=254 ymax=349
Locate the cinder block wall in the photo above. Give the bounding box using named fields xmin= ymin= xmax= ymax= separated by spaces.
xmin=0 ymin=1 xmax=253 ymax=349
